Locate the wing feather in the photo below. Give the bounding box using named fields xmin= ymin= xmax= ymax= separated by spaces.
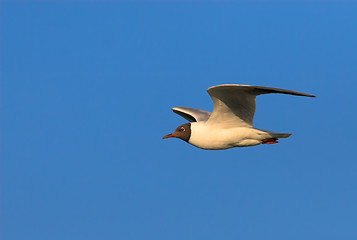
xmin=206 ymin=84 xmax=315 ymax=128
xmin=172 ymin=107 xmax=211 ymax=122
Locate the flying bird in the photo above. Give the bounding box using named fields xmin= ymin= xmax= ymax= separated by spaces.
xmin=163 ymin=84 xmax=315 ymax=150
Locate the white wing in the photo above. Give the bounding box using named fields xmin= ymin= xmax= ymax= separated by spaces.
xmin=172 ymin=107 xmax=211 ymax=122
xmin=206 ymin=84 xmax=315 ymax=128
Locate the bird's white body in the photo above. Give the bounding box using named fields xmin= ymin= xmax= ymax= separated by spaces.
xmin=189 ymin=122 xmax=276 ymax=150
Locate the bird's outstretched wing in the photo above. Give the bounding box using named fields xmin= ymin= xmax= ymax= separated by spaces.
xmin=206 ymin=84 xmax=315 ymax=128
xmin=172 ymin=107 xmax=211 ymax=122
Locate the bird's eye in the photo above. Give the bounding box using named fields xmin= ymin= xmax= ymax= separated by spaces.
xmin=180 ymin=127 xmax=185 ymax=132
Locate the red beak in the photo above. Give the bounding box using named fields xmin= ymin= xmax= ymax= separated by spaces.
xmin=162 ymin=133 xmax=175 ymax=139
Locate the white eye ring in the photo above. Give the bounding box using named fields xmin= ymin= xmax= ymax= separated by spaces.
xmin=180 ymin=127 xmax=185 ymax=132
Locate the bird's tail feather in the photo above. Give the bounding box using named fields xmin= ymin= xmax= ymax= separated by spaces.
xmin=271 ymin=133 xmax=292 ymax=138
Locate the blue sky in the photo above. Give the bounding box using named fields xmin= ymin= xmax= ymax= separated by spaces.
xmin=1 ymin=2 xmax=357 ymax=240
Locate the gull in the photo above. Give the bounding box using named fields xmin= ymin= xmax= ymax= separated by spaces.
xmin=163 ymin=84 xmax=315 ymax=150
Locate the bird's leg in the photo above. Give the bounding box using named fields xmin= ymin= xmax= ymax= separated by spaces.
xmin=262 ymin=138 xmax=278 ymax=144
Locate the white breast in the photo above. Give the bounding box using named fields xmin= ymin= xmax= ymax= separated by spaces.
xmin=188 ymin=122 xmax=266 ymax=150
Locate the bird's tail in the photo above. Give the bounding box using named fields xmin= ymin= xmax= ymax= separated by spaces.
xmin=271 ymin=133 xmax=292 ymax=138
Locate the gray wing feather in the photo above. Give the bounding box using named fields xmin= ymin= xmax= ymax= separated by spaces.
xmin=206 ymin=84 xmax=315 ymax=128
xmin=172 ymin=107 xmax=211 ymax=122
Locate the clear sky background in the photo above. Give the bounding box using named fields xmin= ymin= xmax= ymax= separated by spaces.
xmin=1 ymin=2 xmax=357 ymax=240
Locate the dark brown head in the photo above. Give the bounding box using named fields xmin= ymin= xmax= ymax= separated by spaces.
xmin=162 ymin=123 xmax=191 ymax=142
